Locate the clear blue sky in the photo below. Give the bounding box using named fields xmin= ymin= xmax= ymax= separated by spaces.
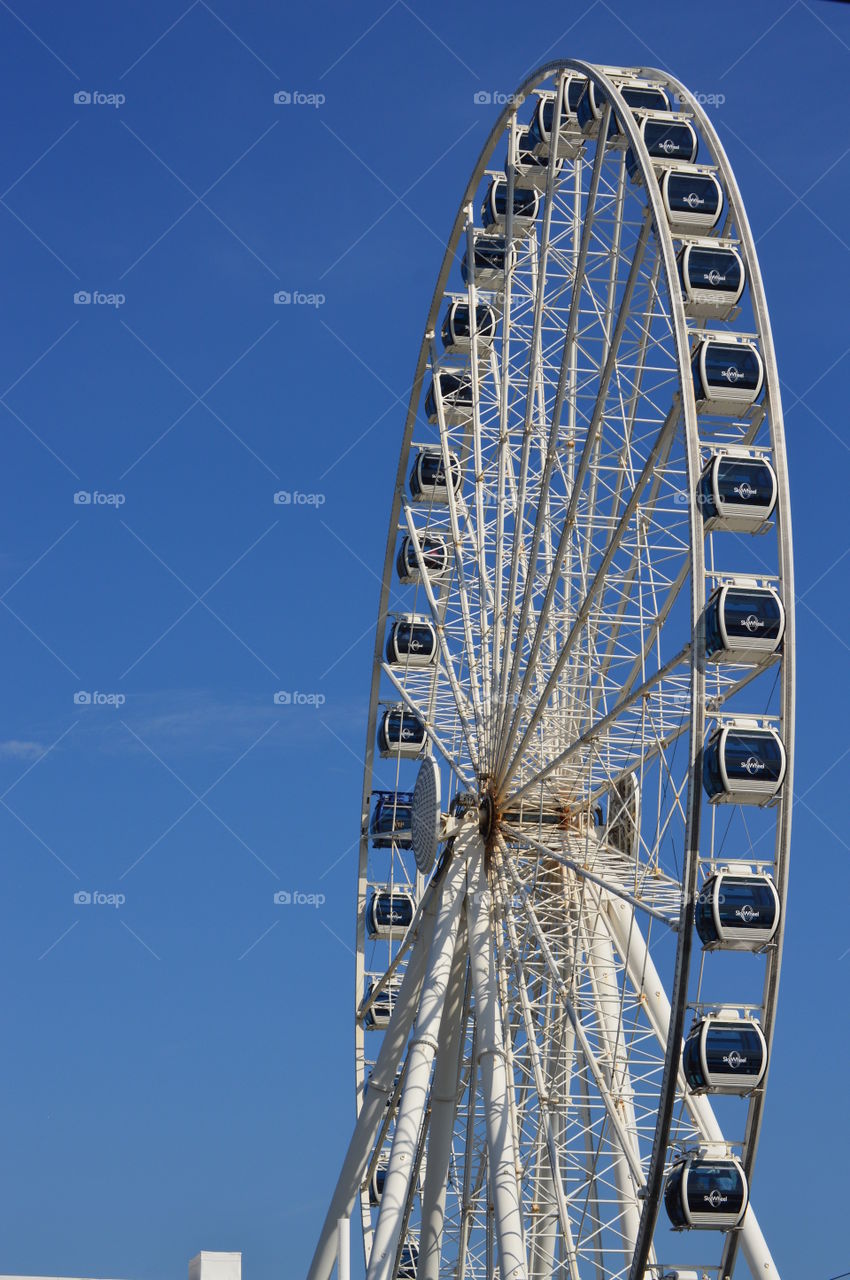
xmin=0 ymin=2 xmax=847 ymax=1278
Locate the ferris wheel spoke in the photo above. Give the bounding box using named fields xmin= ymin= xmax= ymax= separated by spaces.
xmin=494 ymin=77 xmax=572 ymax=751
xmin=496 ymin=217 xmax=661 ymax=782
xmin=496 ymin=105 xmax=613 ymax=752
xmin=380 ymin=662 xmax=476 ymax=789
xmin=400 ymin=500 xmax=482 ymax=766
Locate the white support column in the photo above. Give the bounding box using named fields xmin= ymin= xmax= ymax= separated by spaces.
xmin=585 ymin=905 xmax=643 ymax=1257
xmin=306 ymin=883 xmax=441 ymax=1280
xmin=367 ymin=831 xmax=473 ymax=1280
xmin=418 ymin=921 xmax=469 ymax=1280
xmin=336 ymin=1219 xmax=349 ymax=1280
xmin=604 ymin=894 xmax=781 ymax=1280
xmin=466 ymin=844 xmax=529 ymax=1280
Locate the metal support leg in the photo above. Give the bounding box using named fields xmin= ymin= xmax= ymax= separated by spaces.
xmin=306 ymin=880 xmax=441 ymax=1280
xmin=466 ymin=842 xmax=529 ymax=1280
xmin=367 ymin=832 xmax=473 ymax=1280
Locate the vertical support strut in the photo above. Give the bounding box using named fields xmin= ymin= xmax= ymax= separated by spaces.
xmin=604 ymin=893 xmax=781 ymax=1280
xmin=418 ymin=922 xmax=470 ymax=1280
xmin=306 ymin=880 xmax=441 ymax=1280
xmin=367 ymin=829 xmax=474 ymax=1280
xmin=465 ymin=843 xmax=529 ymax=1280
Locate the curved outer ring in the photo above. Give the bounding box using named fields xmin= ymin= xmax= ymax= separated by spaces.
xmin=352 ymin=59 xmax=793 ymax=1277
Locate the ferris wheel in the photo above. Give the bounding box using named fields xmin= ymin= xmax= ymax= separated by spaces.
xmin=308 ymin=58 xmax=794 ymax=1280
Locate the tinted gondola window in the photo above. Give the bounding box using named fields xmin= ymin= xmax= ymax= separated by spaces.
xmin=685 ymin=1163 xmax=746 ymax=1216
xmin=703 ymin=1024 xmax=764 ymax=1078
xmin=715 ymin=877 xmax=778 ymax=933
xmin=723 ymin=732 xmax=784 ymax=784
xmin=684 ymin=248 xmax=743 ymax=294
xmin=702 ymin=343 xmax=762 ymax=391
xmin=666 ymin=172 xmax=721 ymax=219
xmin=723 ymin=590 xmax=783 ymax=643
xmin=714 ymin=458 xmax=775 ymax=508
xmin=643 ymin=119 xmax=696 ymax=161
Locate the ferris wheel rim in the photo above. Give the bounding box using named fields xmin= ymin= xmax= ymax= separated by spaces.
xmin=343 ymin=57 xmax=794 ymax=1280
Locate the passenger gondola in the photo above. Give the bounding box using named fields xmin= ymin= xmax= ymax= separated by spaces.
xmin=665 ymin=1151 xmax=748 ymax=1230
xmin=369 ymin=1156 xmax=389 ymax=1205
xmin=409 ymin=449 xmax=463 ymax=504
xmin=659 ymin=165 xmax=723 ymax=232
xmin=526 ymin=78 xmax=586 ymax=158
xmin=363 ymin=977 xmax=402 ymax=1029
xmin=692 ymin=337 xmax=764 ymax=414
xmin=441 ymin=299 xmax=497 ymax=353
xmin=698 ymin=450 xmax=778 ymax=532
xmin=577 ymin=79 xmax=671 ymax=139
xmin=695 ymin=866 xmax=780 ymax=950
xmin=702 ymin=719 xmax=786 ymax=804
xmin=679 ymin=242 xmax=745 ymax=318
xmin=378 ymin=704 xmax=428 ymax=758
xmin=460 ymin=233 xmax=515 ymax=289
xmin=369 ymin=790 xmax=414 ymax=847
xmin=367 ymin=889 xmax=415 ymax=939
xmin=424 ymin=368 xmax=473 ymax=425
xmin=626 ymin=113 xmax=698 ymax=178
xmin=683 ymin=1011 xmax=768 ymax=1094
xmin=511 ymin=128 xmax=564 ymax=189
xmin=396 ymin=533 xmax=450 ymax=584
xmin=606 ymin=771 xmax=640 ymax=858
xmin=704 ymin=580 xmax=785 ymax=664
xmin=386 ymin=614 xmax=438 ymax=667
xmin=480 ymin=177 xmax=540 ymax=235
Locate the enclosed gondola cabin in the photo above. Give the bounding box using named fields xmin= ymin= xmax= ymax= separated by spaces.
xmin=511 ymin=129 xmax=564 ymax=190
xmin=367 ymin=889 xmax=415 ymax=939
xmin=692 ymin=337 xmax=764 ymax=415
xmin=369 ymin=1160 xmax=388 ymax=1206
xmin=695 ymin=867 xmax=780 ymax=950
xmin=703 ymin=720 xmax=786 ymax=805
xmin=396 ymin=533 xmax=449 ymax=584
xmin=577 ymin=79 xmax=670 ymax=139
xmin=363 ymin=977 xmax=402 ymax=1029
xmin=526 ymin=78 xmax=586 ymax=158
xmin=659 ymin=166 xmax=723 ymax=233
xmin=378 ymin=705 xmax=428 ymax=758
xmin=369 ymin=790 xmax=414 ymax=848
xmin=441 ymin=299 xmax=497 ymax=353
xmin=626 ymin=112 xmax=698 ymax=179
xmin=665 ymin=1153 xmax=748 ymax=1230
xmin=424 ymin=369 xmax=473 ymax=426
xmin=386 ymin=614 xmax=438 ymax=668
xmin=704 ymin=581 xmax=785 ymax=664
xmin=683 ymin=1011 xmax=768 ymax=1094
xmin=679 ymin=241 xmax=745 ymax=319
xmin=698 ymin=450 xmax=778 ymax=532
xmin=460 ymin=233 xmax=514 ymax=289
xmin=480 ymin=177 xmax=540 ymax=236
xmin=409 ymin=449 xmax=463 ymax=504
